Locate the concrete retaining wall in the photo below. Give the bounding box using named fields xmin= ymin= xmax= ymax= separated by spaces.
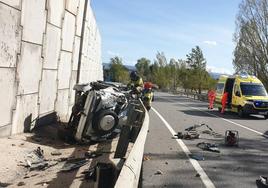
xmin=0 ymin=0 xmax=103 ymax=136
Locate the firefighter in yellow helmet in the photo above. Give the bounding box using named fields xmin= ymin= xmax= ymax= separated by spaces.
xmin=128 ymin=71 xmax=143 ymax=95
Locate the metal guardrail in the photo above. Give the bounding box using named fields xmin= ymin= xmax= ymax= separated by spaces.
xmin=114 ymin=101 xmax=149 ymax=188
xmin=173 ymin=91 xmax=208 ymax=102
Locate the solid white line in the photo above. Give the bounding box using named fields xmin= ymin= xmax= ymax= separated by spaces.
xmin=174 ymin=99 xmax=268 ymax=139
xmin=152 ymin=107 xmax=216 ymax=188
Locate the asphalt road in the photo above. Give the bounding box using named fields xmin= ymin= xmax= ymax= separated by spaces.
xmin=142 ymin=92 xmax=268 ymax=188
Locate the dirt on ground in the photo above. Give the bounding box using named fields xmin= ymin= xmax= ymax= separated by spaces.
xmin=0 ymin=124 xmax=131 ymax=188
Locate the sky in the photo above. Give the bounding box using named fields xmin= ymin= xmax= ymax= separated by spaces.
xmin=91 ymin=0 xmax=242 ymax=74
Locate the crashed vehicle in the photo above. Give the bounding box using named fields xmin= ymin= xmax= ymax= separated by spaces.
xmin=59 ymin=81 xmax=129 ymax=143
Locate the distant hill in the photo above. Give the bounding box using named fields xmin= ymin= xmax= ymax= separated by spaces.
xmin=103 ymin=63 xmax=136 ymax=72
xmin=209 ymin=72 xmax=229 ymax=79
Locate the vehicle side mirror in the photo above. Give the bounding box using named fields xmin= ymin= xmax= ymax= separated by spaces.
xmin=235 ymin=91 xmax=241 ymax=97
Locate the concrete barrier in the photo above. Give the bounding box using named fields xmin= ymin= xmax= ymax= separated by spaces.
xmin=114 ymin=106 xmax=149 ymax=188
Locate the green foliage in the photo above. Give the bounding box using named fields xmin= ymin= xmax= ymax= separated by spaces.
xmin=135 ymin=58 xmax=151 ymax=80
xmin=110 ymin=56 xmax=129 ymax=84
xmin=108 ymin=46 xmax=217 ymax=92
xmin=233 ymin=0 xmax=268 ymax=89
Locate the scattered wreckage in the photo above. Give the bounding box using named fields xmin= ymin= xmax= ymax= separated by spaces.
xmin=173 ymin=123 xmax=240 ymax=160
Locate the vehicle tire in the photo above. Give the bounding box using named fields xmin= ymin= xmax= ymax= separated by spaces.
xmin=264 ymin=115 xmax=268 ymax=119
xmin=218 ymin=107 xmax=222 ymax=112
xmin=92 ymin=110 xmax=119 ymax=135
xmin=238 ymin=107 xmax=244 ymax=118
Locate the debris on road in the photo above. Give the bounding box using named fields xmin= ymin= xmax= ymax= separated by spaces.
xmin=195 ymin=173 xmax=200 ymax=177
xmin=84 ymin=166 xmax=96 ymax=180
xmin=225 ymin=130 xmax=239 ymax=146
xmin=143 ymin=155 xmax=151 ymax=161
xmin=197 ymin=142 xmax=220 ymax=153
xmin=256 ymin=176 xmax=268 ymax=188
xmin=185 ymin=123 xmax=222 ymax=138
xmin=51 ymin=150 xmax=62 ymax=156
xmin=34 ymin=147 xmax=44 ymax=158
xmin=17 ymin=181 xmax=26 ymax=186
xmin=0 ymin=182 xmax=12 ymax=187
xmin=84 ymin=151 xmax=102 ymax=159
xmin=61 ymin=158 xmax=89 ymax=172
xmin=189 ymin=154 xmax=204 ymax=161
xmin=154 ymin=170 xmax=163 ymax=175
xmin=173 ymin=131 xmax=200 ymax=140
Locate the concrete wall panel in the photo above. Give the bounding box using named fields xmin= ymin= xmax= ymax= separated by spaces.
xmin=0 ymin=68 xmax=16 ymax=127
xmin=0 ymin=0 xmax=21 ymax=9
xmin=0 ymin=0 xmax=102 ymax=137
xmin=76 ymin=0 xmax=85 ymax=36
xmin=21 ymin=0 xmax=46 ymax=44
xmin=43 ymin=24 xmax=61 ymax=69
xmin=17 ymin=42 xmax=42 ymax=95
xmin=47 ymin=0 xmax=64 ymax=27
xmin=12 ymin=94 xmax=38 ymax=134
xmin=62 ymin=11 xmax=75 ymax=52
xmin=56 ymin=89 xmax=69 ymax=121
xmin=72 ymin=36 xmax=80 ymax=71
xmin=66 ymin=0 xmax=78 ymax=15
xmin=0 ymin=3 xmax=21 ymax=67
xmin=58 ymin=51 xmax=72 ymax=89
xmin=39 ymin=70 xmax=57 ymax=114
xmin=69 ymin=70 xmax=77 ymax=106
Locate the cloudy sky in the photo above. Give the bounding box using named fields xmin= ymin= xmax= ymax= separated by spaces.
xmin=91 ymin=0 xmax=242 ymax=74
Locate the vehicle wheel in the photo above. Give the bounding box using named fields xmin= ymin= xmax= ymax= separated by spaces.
xmin=238 ymin=107 xmax=244 ymax=118
xmin=264 ymin=115 xmax=268 ymax=119
xmin=218 ymin=107 xmax=222 ymax=112
xmin=92 ymin=110 xmax=119 ymax=135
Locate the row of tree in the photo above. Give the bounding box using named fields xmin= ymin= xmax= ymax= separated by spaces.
xmin=108 ymin=46 xmax=217 ymax=94
xmin=233 ymin=0 xmax=268 ymax=88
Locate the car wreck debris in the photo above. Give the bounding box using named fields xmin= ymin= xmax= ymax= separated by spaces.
xmin=197 ymin=142 xmax=220 ymax=153
xmin=256 ymin=176 xmax=268 ymax=188
xmin=58 ymin=81 xmax=130 ymax=143
xmin=173 ymin=131 xmax=200 ymax=140
xmin=189 ymin=154 xmax=204 ymax=161
xmin=225 ymin=130 xmax=239 ymax=146
xmin=61 ymin=158 xmax=89 ymax=172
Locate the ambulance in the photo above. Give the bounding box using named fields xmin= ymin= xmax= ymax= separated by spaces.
xmin=215 ymin=73 xmax=268 ymax=119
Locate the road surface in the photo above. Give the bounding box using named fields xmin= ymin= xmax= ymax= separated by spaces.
xmin=142 ymin=92 xmax=268 ymax=188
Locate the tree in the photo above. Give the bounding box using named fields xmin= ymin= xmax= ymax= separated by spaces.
xmin=186 ymin=46 xmax=208 ymax=94
xmin=135 ymin=58 xmax=151 ymax=80
xmin=233 ymin=0 xmax=268 ymax=88
xmin=109 ymin=56 xmax=129 ymax=84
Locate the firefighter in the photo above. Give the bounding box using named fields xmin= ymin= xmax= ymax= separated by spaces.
xmin=142 ymin=82 xmax=153 ymax=111
xmin=221 ymin=92 xmax=228 ymax=114
xmin=208 ymin=89 xmax=216 ymax=109
xmin=128 ymin=71 xmax=143 ymax=94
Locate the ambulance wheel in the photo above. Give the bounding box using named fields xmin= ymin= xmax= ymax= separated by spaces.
xmin=93 ymin=110 xmax=119 ymax=135
xmin=238 ymin=107 xmax=244 ymax=118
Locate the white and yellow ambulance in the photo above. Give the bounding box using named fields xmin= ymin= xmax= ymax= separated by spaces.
xmin=215 ymin=73 xmax=268 ymax=118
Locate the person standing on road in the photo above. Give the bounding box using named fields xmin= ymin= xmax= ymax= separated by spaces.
xmin=221 ymin=92 xmax=228 ymax=114
xmin=208 ymin=89 xmax=216 ymax=109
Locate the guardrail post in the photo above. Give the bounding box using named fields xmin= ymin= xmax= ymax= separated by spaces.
xmin=114 ymin=102 xmax=142 ymax=158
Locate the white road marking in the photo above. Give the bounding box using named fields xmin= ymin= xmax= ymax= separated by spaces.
xmin=172 ymin=97 xmax=268 ymax=139
xmin=152 ymin=107 xmax=216 ymax=188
